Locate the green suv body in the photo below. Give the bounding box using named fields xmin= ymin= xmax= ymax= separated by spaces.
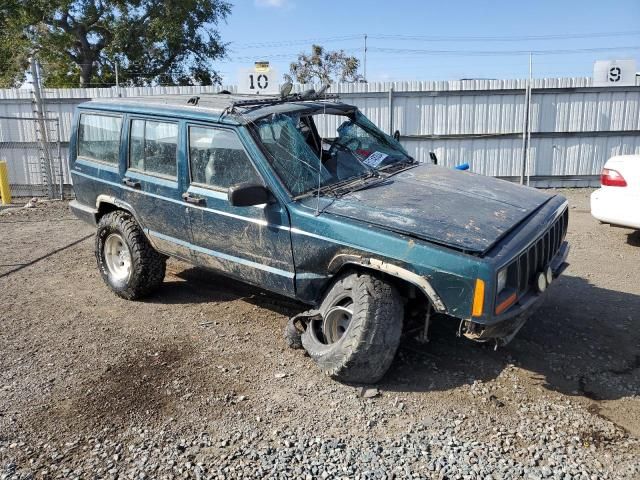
xmin=69 ymin=92 xmax=569 ymax=382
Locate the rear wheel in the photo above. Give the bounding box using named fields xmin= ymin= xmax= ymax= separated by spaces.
xmin=96 ymin=211 xmax=166 ymax=300
xmin=301 ymin=271 xmax=404 ymax=383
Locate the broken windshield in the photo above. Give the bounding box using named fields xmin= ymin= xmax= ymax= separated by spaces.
xmin=254 ymin=110 xmax=412 ymax=197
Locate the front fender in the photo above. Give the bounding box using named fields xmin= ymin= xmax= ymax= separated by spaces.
xmin=327 ymin=254 xmax=446 ymax=312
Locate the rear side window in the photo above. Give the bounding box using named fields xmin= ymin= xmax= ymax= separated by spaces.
xmin=129 ymin=119 xmax=178 ymax=178
xmin=77 ymin=113 xmax=122 ymax=165
xmin=189 ymin=127 xmax=260 ymax=189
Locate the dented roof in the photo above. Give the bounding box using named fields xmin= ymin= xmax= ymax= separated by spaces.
xmin=81 ymin=93 xmax=354 ymax=125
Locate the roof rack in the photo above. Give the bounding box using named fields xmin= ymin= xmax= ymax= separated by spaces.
xmin=229 ymin=93 xmax=340 ymax=113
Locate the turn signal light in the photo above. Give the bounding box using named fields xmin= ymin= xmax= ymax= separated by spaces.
xmin=472 ymin=279 xmax=485 ymax=317
xmin=601 ymin=168 xmax=627 ymax=187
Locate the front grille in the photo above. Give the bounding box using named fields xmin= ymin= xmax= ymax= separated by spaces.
xmin=515 ymin=207 xmax=569 ymax=293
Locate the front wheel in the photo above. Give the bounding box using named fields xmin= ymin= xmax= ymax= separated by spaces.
xmin=95 ymin=211 xmax=166 ymax=300
xmin=301 ymin=271 xmax=404 ymax=384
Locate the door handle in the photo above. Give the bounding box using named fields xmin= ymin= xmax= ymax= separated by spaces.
xmin=123 ymin=177 xmax=141 ymax=189
xmin=182 ymin=192 xmax=206 ymax=206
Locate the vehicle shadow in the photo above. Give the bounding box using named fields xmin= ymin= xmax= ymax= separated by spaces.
xmin=144 ymin=264 xmax=639 ymax=402
xmin=382 ymin=274 xmax=640 ymax=402
xmin=143 ymin=264 xmax=304 ymax=317
xmin=627 ymin=230 xmax=640 ymax=247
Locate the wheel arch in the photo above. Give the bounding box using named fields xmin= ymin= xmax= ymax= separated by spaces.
xmin=327 ymin=254 xmax=446 ymax=313
xmin=95 ymin=195 xmax=143 ymax=227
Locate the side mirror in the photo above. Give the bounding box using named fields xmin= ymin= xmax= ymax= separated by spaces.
xmin=228 ymin=183 xmax=273 ymax=207
xmin=393 ymin=130 xmax=401 ymax=141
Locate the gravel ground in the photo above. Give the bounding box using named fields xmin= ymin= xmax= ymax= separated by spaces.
xmin=0 ymin=189 xmax=639 ymax=479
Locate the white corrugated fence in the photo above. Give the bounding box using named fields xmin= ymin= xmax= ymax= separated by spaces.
xmin=1 ymin=76 xmax=639 ymax=195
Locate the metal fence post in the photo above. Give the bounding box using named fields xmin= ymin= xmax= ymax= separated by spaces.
xmin=388 ymin=86 xmax=394 ymax=135
xmin=55 ymin=118 xmax=64 ymax=199
xmin=519 ymin=83 xmax=530 ymax=184
xmin=30 ymin=58 xmax=56 ymax=199
xmin=520 ymin=53 xmax=533 ymax=185
xmin=526 ymin=54 xmax=533 ymax=186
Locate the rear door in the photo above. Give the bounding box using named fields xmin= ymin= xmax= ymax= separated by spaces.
xmin=183 ymin=122 xmax=296 ymax=296
xmin=122 ymin=116 xmax=192 ymax=259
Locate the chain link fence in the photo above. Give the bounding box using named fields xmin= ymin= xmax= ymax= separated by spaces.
xmin=0 ymin=114 xmax=65 ymax=200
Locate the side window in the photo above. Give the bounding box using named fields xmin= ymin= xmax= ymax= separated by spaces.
xmin=129 ymin=119 xmax=178 ymax=178
xmin=77 ymin=113 xmax=122 ymax=165
xmin=189 ymin=126 xmax=260 ymax=189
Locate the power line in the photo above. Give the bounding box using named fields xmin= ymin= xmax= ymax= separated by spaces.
xmin=227 ymin=31 xmax=640 ymax=51
xmin=224 ymin=41 xmax=640 ymax=62
xmin=231 ymin=35 xmax=362 ymax=49
xmin=220 ymin=45 xmax=640 ymax=63
xmin=367 ymin=45 xmax=640 ymax=57
xmin=223 ymin=49 xmax=362 ymax=62
xmin=368 ymin=30 xmax=640 ymax=43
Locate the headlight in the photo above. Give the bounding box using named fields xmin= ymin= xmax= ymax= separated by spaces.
xmin=497 ymin=268 xmax=507 ymax=293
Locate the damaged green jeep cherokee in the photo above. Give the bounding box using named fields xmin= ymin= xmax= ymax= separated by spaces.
xmin=69 ymin=91 xmax=569 ymax=384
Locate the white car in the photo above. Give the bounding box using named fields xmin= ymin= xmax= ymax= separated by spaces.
xmin=591 ymin=154 xmax=640 ymax=229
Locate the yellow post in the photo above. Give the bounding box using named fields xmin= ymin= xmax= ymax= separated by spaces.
xmin=0 ymin=160 xmax=12 ymax=205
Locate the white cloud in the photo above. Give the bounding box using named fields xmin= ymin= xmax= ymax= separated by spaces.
xmin=255 ymin=0 xmax=289 ymax=8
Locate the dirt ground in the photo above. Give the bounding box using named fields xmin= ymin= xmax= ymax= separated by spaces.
xmin=1 ymin=189 xmax=639 ymax=478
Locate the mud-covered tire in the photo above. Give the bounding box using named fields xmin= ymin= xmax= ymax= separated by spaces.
xmin=284 ymin=317 xmax=304 ymax=350
xmin=284 ymin=310 xmax=321 ymax=350
xmin=95 ymin=210 xmax=166 ymax=300
xmin=301 ymin=271 xmax=403 ymax=384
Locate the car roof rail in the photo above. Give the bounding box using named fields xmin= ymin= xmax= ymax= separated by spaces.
xmin=230 ymin=93 xmax=340 ymax=113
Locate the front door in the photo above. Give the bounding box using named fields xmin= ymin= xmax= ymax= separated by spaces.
xmin=183 ymin=123 xmax=296 ymax=296
xmin=122 ymin=116 xmax=192 ymax=259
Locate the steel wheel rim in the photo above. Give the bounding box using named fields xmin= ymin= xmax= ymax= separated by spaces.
xmin=104 ymin=233 xmax=132 ymax=282
xmin=322 ymin=297 xmax=354 ymax=344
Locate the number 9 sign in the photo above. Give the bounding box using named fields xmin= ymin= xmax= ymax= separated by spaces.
xmin=593 ymin=59 xmax=636 ymax=87
xmin=238 ymin=65 xmax=280 ymax=95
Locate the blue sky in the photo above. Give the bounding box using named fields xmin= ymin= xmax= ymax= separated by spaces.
xmin=216 ymin=0 xmax=640 ymax=84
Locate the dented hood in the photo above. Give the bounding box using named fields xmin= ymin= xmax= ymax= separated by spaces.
xmin=320 ymin=165 xmax=552 ymax=253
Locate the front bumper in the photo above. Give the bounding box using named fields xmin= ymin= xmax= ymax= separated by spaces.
xmin=464 ymin=241 xmax=570 ymax=345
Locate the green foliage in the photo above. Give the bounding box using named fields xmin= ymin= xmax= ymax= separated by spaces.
xmin=286 ymin=45 xmax=362 ymax=85
xmin=1 ymin=0 xmax=231 ymax=88
xmin=0 ymin=1 xmax=32 ymax=88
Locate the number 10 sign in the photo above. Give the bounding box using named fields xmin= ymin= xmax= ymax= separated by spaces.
xmin=238 ymin=63 xmax=280 ymax=95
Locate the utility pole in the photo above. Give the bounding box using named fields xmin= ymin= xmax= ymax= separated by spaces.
xmin=363 ymin=34 xmax=368 ymax=82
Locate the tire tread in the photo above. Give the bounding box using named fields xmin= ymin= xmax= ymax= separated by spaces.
xmin=95 ymin=211 xmax=166 ymax=300
xmin=301 ymin=271 xmax=403 ymax=383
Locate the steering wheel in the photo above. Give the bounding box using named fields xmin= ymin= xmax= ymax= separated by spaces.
xmin=328 ymin=137 xmax=362 ymax=158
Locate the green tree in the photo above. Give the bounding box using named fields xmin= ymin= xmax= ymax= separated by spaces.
xmin=3 ymin=0 xmax=231 ymax=88
xmin=286 ymin=44 xmax=362 ymax=84
xmin=0 ymin=1 xmax=32 ymax=87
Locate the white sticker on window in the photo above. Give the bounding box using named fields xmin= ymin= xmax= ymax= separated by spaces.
xmin=363 ymin=151 xmax=388 ymax=167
